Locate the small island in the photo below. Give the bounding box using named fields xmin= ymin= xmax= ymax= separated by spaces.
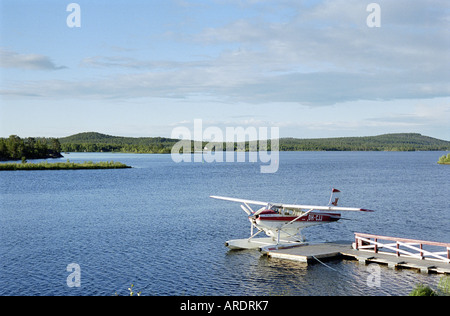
xmin=438 ymin=153 xmax=450 ymax=165
xmin=0 ymin=160 xmax=131 ymax=171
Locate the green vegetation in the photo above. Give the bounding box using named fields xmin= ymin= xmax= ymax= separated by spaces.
xmin=0 ymin=135 xmax=63 ymax=161
xmin=279 ymin=133 xmax=450 ymax=151
xmin=409 ymin=284 xmax=437 ymax=296
xmin=2 ymin=132 xmax=448 ymax=159
xmin=113 ymin=284 xmax=142 ymax=296
xmin=0 ymin=160 xmax=131 ymax=171
xmin=437 ymin=275 xmax=450 ymax=296
xmin=438 ymin=153 xmax=450 ymax=164
xmin=59 ymin=132 xmax=178 ymax=154
xmin=58 ymin=132 xmax=450 ymax=154
xmin=409 ymin=276 xmax=450 ymax=296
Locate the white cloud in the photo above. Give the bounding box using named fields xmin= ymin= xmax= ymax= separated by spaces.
xmin=1 ymin=0 xmax=449 ymax=106
xmin=0 ymin=48 xmax=66 ymax=70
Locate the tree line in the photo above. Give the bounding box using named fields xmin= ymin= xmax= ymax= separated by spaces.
xmin=58 ymin=132 xmax=450 ymax=153
xmin=278 ymin=133 xmax=450 ymax=151
xmin=1 ymin=132 xmax=448 ymax=160
xmin=60 ymin=142 xmax=174 ymax=154
xmin=0 ymin=135 xmax=63 ymax=161
xmin=60 ymin=141 xmax=275 ymax=154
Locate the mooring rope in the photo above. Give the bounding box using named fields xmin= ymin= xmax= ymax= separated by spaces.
xmin=311 ymin=255 xmax=341 ymax=273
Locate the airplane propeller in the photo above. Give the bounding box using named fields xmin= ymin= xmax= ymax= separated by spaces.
xmin=249 ymin=206 xmax=267 ymax=218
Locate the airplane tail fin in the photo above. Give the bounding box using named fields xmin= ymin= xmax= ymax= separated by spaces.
xmin=328 ymin=188 xmax=341 ymax=206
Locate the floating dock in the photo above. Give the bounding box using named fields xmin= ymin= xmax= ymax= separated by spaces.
xmin=262 ymin=241 xmax=352 ymax=263
xmin=262 ymin=233 xmax=450 ymax=275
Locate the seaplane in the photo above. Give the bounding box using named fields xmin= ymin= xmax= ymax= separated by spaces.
xmin=210 ymin=188 xmax=374 ymax=251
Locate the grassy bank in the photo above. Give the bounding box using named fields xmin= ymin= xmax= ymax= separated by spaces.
xmin=438 ymin=153 xmax=450 ymax=165
xmin=0 ymin=160 xmax=131 ymax=171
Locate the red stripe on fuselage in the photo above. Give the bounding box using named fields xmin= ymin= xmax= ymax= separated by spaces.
xmin=257 ymin=211 xmax=340 ymax=222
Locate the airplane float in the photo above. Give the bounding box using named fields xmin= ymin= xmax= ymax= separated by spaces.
xmin=210 ymin=189 xmax=374 ymax=250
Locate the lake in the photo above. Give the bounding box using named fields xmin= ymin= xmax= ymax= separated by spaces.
xmin=0 ymin=151 xmax=449 ymax=296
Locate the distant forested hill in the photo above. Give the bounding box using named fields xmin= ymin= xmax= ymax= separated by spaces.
xmin=59 ymin=132 xmax=179 ymax=153
xmin=58 ymin=132 xmax=450 ymax=153
xmin=278 ymin=133 xmax=450 ymax=151
xmin=4 ymin=132 xmax=445 ymax=161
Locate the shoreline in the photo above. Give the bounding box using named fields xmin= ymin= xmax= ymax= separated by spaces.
xmin=0 ymin=160 xmax=132 ymax=171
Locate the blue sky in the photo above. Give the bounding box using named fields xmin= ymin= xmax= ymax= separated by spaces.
xmin=1 ymin=0 xmax=449 ymax=140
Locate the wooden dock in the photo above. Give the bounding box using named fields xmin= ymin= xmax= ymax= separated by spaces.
xmin=262 ymin=236 xmax=450 ymax=275
xmin=263 ymin=241 xmax=352 ymax=263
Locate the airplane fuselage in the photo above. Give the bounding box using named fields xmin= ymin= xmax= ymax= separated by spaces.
xmin=254 ymin=209 xmax=341 ymax=239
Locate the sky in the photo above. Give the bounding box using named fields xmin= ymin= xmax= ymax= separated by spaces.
xmin=0 ymin=0 xmax=449 ymax=140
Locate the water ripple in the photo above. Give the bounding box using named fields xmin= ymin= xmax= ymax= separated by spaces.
xmin=1 ymin=152 xmax=448 ymax=296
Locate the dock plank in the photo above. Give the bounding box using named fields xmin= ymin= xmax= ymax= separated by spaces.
xmin=264 ymin=241 xmax=450 ymax=274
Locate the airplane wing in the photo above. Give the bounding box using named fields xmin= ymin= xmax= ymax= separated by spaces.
xmin=210 ymin=195 xmax=374 ymax=212
xmin=210 ymin=196 xmax=267 ymax=206
xmin=280 ymin=204 xmax=374 ymax=212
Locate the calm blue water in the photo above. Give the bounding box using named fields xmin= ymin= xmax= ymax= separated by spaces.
xmin=0 ymin=151 xmax=449 ymax=296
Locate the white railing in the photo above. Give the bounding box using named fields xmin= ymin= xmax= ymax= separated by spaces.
xmin=353 ymin=233 xmax=450 ymax=264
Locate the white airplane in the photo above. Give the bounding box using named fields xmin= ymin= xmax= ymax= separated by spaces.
xmin=210 ymin=188 xmax=374 ymax=250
